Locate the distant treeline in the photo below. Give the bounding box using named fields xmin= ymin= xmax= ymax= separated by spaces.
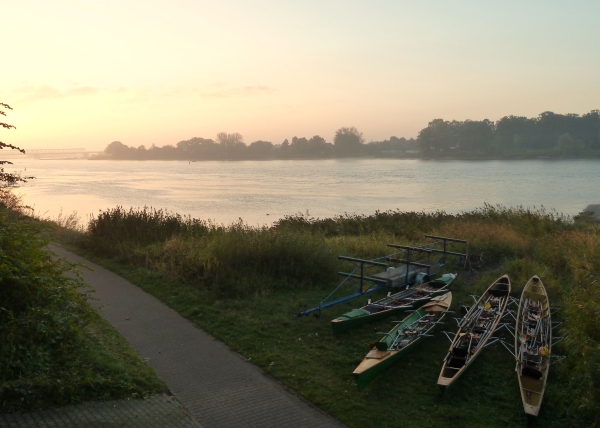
xmin=93 ymin=110 xmax=600 ymax=161
xmin=420 ymin=110 xmax=600 ymax=157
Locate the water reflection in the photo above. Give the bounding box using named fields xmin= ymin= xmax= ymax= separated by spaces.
xmin=9 ymin=158 xmax=598 ymax=226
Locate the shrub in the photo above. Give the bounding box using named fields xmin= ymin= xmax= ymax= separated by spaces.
xmin=0 ymin=206 xmax=165 ymax=410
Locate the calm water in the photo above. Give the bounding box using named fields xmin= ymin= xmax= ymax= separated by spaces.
xmin=9 ymin=158 xmax=600 ymax=226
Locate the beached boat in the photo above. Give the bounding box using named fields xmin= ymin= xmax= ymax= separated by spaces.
xmin=515 ymin=275 xmax=551 ymax=417
xmin=437 ymin=275 xmax=510 ymax=390
xmin=353 ymin=292 xmax=453 ymax=390
xmin=331 ymin=273 xmax=456 ymax=334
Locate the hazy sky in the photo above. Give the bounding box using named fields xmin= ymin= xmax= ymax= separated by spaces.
xmin=3 ymin=0 xmax=599 ymax=150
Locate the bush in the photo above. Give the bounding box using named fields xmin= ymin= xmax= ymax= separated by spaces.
xmin=87 ymin=206 xmax=210 ymax=254
xmin=0 ymin=208 xmax=89 ymax=383
xmin=0 ymin=206 xmax=165 ymax=411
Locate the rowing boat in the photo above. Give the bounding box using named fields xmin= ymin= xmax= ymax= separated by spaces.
xmin=331 ymin=273 xmax=456 ymax=334
xmin=437 ymin=275 xmax=510 ymax=390
xmin=515 ymin=275 xmax=551 ymax=417
xmin=352 ymin=292 xmax=453 ymax=390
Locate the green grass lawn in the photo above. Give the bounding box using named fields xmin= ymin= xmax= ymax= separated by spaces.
xmin=46 ymin=205 xmax=599 ymax=427
xmin=61 ymin=254 xmax=568 ymax=428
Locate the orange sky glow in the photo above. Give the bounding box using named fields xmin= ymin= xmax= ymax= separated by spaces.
xmin=3 ymin=0 xmax=599 ymax=150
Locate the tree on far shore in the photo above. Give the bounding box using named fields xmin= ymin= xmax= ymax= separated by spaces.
xmin=334 ymin=126 xmax=364 ymax=157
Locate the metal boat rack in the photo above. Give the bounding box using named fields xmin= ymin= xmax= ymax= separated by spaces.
xmin=296 ymin=234 xmax=467 ymax=317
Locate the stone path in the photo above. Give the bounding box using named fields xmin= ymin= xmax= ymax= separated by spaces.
xmin=0 ymin=394 xmax=200 ymax=427
xmin=0 ymin=245 xmax=344 ymax=428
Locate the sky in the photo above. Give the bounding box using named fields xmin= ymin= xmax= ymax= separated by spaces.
xmin=2 ymin=0 xmax=600 ymax=151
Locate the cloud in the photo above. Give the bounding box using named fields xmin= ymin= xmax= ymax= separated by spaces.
xmin=7 ymin=85 xmax=97 ymax=104
xmin=203 ymin=85 xmax=278 ymax=98
xmin=67 ymin=86 xmax=96 ymax=96
xmin=2 ymin=83 xmax=277 ymax=106
xmin=164 ymin=84 xmax=278 ymax=98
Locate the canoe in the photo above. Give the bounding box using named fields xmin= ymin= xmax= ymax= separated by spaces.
xmin=353 ymin=292 xmax=453 ymax=390
xmin=331 ymin=273 xmax=456 ymax=334
xmin=437 ymin=275 xmax=510 ymax=390
xmin=515 ymin=275 xmax=551 ymax=417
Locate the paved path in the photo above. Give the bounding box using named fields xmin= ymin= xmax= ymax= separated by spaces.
xmin=42 ymin=245 xmax=344 ymax=428
xmin=0 ymin=394 xmax=200 ymax=427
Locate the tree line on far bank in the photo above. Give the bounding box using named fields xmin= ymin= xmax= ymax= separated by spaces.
xmin=93 ymin=110 xmax=600 ymax=161
xmin=95 ymin=127 xmax=417 ymax=161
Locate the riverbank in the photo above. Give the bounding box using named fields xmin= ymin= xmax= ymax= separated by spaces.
xmin=0 ymin=205 xmax=167 ymax=412
xmin=46 ymin=204 xmax=600 ymax=427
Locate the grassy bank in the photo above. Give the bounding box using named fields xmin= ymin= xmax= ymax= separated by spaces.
xmin=52 ymin=205 xmax=599 ymax=427
xmin=0 ymin=205 xmax=167 ymax=412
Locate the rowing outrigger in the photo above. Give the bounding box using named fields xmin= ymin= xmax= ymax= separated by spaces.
xmin=438 ymin=275 xmax=511 ymax=390
xmin=353 ymin=292 xmax=453 ymax=390
xmin=514 ymin=275 xmax=551 ymax=417
xmin=331 ymin=273 xmax=456 ymax=334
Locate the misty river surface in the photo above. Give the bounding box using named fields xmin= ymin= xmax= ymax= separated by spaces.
xmin=10 ymin=158 xmax=600 ymax=226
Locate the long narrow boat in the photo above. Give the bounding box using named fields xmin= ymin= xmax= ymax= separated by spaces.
xmin=331 ymin=273 xmax=456 ymax=334
xmin=437 ymin=275 xmax=510 ymax=390
xmin=515 ymin=275 xmax=551 ymax=417
xmin=353 ymin=292 xmax=452 ymax=390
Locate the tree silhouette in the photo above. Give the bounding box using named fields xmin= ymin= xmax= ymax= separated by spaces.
xmin=1 ymin=103 xmax=30 ymax=186
xmin=334 ymin=127 xmax=364 ymax=157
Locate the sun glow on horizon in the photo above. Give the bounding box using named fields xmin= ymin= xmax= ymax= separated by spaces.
xmin=3 ymin=0 xmax=600 ymax=150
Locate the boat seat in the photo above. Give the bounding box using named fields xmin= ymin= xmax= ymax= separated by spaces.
xmin=521 ymin=388 xmax=542 ymax=395
xmin=364 ymin=305 xmax=386 ymax=314
xmin=522 ymin=365 xmax=543 ymax=379
xmin=452 ymin=347 xmax=469 ymax=358
xmin=447 ymin=357 xmax=466 ymax=369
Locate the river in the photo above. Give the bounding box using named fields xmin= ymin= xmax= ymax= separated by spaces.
xmin=8 ymin=158 xmax=599 ymax=226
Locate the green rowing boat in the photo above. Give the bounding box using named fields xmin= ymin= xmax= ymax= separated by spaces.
xmin=331 ymin=273 xmax=456 ymax=334
xmin=353 ymin=292 xmax=453 ymax=391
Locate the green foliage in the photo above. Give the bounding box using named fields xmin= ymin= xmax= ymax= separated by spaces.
xmin=0 ymin=207 xmax=165 ymax=411
xmin=87 ymin=206 xmax=210 ymax=251
xmin=95 ymin=109 xmax=600 ymax=161
xmin=1 ymin=103 xmax=32 ymax=186
xmin=557 ymin=132 xmax=585 ymax=155
xmin=84 ymin=208 xmax=338 ymax=296
xmin=419 ymin=110 xmax=600 ymax=157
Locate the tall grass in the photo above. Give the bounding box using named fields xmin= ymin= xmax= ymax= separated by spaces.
xmin=142 ymin=222 xmax=339 ymax=296
xmin=87 ymin=206 xmax=210 ymax=251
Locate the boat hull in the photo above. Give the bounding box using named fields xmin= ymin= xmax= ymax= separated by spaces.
xmin=354 ymin=293 xmax=452 ymax=390
xmin=437 ymin=275 xmax=511 ymax=389
xmin=515 ymin=275 xmax=551 ymax=417
xmin=354 ymin=346 xmax=412 ymax=391
xmin=331 ymin=274 xmax=456 ymax=334
xmin=331 ymin=306 xmax=408 ymax=334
